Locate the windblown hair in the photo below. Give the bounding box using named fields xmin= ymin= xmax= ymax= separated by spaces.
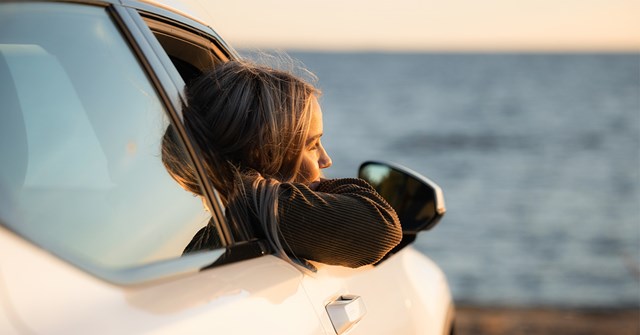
xmin=162 ymin=60 xmax=319 ymax=256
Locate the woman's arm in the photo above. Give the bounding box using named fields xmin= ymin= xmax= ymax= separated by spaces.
xmin=277 ymin=178 xmax=402 ymax=268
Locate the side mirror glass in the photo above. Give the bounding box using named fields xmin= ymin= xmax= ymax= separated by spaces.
xmin=358 ymin=161 xmax=446 ymax=234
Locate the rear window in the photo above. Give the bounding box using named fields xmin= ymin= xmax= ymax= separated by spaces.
xmin=0 ymin=2 xmax=209 ymax=271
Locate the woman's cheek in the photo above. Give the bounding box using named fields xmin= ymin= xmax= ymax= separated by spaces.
xmin=299 ymin=157 xmax=320 ymax=184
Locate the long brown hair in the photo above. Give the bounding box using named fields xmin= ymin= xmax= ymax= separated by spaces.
xmin=162 ymin=60 xmax=319 ymax=256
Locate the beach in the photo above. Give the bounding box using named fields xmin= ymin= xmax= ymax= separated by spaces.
xmin=454 ymin=305 xmax=639 ymax=335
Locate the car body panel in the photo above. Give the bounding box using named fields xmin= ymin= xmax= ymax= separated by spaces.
xmin=303 ymin=249 xmax=453 ymax=335
xmin=0 ymin=226 xmax=324 ymax=334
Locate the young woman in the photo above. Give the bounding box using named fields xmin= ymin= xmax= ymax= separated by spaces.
xmin=162 ymin=60 xmax=401 ymax=268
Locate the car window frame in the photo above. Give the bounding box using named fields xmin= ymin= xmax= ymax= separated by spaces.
xmin=116 ymin=2 xmax=274 ymax=268
xmin=109 ymin=4 xmax=235 ymax=246
xmin=135 ymin=16 xmax=259 ymax=243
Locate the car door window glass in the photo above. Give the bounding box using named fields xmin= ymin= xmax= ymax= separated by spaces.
xmin=0 ymin=3 xmax=213 ymax=271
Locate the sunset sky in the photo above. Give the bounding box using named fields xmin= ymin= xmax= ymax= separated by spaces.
xmin=187 ymin=0 xmax=640 ymax=52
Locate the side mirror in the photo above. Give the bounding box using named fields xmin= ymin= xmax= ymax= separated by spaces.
xmin=358 ymin=161 xmax=446 ymax=235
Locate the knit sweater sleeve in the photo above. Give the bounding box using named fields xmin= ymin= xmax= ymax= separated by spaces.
xmin=277 ymin=178 xmax=402 ymax=268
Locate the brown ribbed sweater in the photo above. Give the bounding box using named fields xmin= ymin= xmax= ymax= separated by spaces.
xmin=277 ymin=178 xmax=402 ymax=267
xmin=184 ymin=178 xmax=402 ymax=268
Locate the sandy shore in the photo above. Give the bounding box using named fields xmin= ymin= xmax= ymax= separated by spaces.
xmin=454 ymin=305 xmax=639 ymax=335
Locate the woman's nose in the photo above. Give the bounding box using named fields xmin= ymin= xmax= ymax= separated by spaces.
xmin=318 ymin=145 xmax=332 ymax=169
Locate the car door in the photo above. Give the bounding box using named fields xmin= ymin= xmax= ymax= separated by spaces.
xmin=0 ymin=1 xmax=325 ymax=334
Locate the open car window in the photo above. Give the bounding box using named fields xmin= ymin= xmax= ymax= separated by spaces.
xmin=140 ymin=14 xmax=257 ymax=243
xmin=144 ymin=18 xmax=227 ymax=84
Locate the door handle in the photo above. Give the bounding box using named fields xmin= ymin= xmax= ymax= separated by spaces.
xmin=325 ymin=295 xmax=367 ymax=334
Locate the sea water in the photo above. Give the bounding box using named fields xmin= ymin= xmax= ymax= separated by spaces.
xmin=250 ymin=52 xmax=640 ymax=307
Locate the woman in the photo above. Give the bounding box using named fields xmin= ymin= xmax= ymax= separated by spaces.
xmin=162 ymin=60 xmax=401 ymax=268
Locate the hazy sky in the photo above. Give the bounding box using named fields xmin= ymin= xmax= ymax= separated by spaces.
xmin=187 ymin=0 xmax=640 ymax=51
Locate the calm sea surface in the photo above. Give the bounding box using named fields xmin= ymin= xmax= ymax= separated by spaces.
xmin=248 ymin=52 xmax=640 ymax=307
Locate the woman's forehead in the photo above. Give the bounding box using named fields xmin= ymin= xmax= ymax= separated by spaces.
xmin=308 ymin=96 xmax=323 ymax=134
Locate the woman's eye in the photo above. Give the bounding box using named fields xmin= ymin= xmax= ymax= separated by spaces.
xmin=308 ymin=142 xmax=319 ymax=151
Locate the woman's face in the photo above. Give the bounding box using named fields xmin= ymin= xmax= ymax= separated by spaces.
xmin=298 ymin=96 xmax=332 ymax=184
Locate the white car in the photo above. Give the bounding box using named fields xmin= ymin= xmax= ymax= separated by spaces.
xmin=0 ymin=0 xmax=454 ymax=334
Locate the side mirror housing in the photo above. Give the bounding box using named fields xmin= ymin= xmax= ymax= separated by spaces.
xmin=358 ymin=161 xmax=446 ymax=236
